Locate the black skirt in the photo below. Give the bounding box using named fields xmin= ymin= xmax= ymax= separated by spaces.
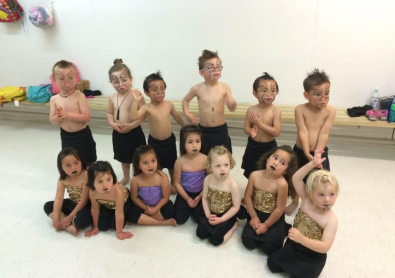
xmin=148 ymin=133 xmax=177 ymax=170
xmin=199 ymin=122 xmax=232 ymax=155
xmin=112 ymin=126 xmax=146 ymax=163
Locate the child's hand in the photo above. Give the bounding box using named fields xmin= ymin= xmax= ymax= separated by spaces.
xmin=117 ymin=231 xmax=134 ymax=240
xmin=187 ymin=197 xmax=195 ymax=208
xmin=208 ymin=214 xmax=222 ymax=225
xmin=132 ymin=89 xmax=142 ymax=101
xmin=53 ymin=219 xmax=61 ymax=231
xmin=84 ymin=227 xmax=99 ymax=237
xmin=191 ymin=196 xmax=201 ymax=208
xmin=249 ymin=126 xmax=258 ymax=138
xmin=186 ymin=113 xmax=199 ymax=124
xmin=112 ymin=123 xmax=123 ymax=133
xmin=255 ymin=223 xmax=268 ymax=235
xmin=312 ymin=149 xmax=326 ymax=169
xmin=288 ymin=227 xmax=303 ymax=243
xmin=122 ymin=123 xmax=135 ymax=133
xmin=249 ymin=112 xmax=261 ymax=125
xmin=249 ymin=216 xmax=260 ymax=230
xmin=144 ymin=206 xmax=155 ymax=216
xmin=60 ymin=216 xmax=73 ymax=228
xmin=56 ymin=107 xmax=68 ymax=120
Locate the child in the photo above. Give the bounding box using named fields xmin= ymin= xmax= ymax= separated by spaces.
xmin=49 ymin=60 xmax=97 ymax=166
xmin=241 ymin=72 xmax=281 ymax=179
xmin=268 ymin=150 xmax=339 ymax=278
xmin=241 ymin=146 xmax=297 ymax=255
xmin=196 ymin=146 xmax=246 ymax=246
xmin=182 ymin=49 xmax=237 ymax=155
xmin=107 ymin=59 xmax=147 ymax=185
xmin=44 ymin=148 xmax=92 ymax=236
xmin=130 ymin=71 xmax=185 ymax=194
xmin=128 ymin=145 xmax=177 ymax=227
xmin=285 ymin=69 xmax=336 ymax=215
xmin=173 ymin=124 xmax=207 ymax=225
xmin=84 ymin=161 xmax=135 ymax=240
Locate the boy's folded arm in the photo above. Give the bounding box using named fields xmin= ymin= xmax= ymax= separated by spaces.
xmin=224 ymin=84 xmax=237 ymax=111
xmin=316 ymin=107 xmax=336 ymax=150
xmin=295 ymin=107 xmax=311 ymax=158
xmin=170 ymin=103 xmax=185 ymax=127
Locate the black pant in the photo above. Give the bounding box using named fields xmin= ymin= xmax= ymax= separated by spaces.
xmin=97 ymin=200 xmax=134 ymax=231
xmin=241 ymin=237 xmax=281 ymax=255
xmin=174 ymin=191 xmax=203 ymax=225
xmin=127 ymin=200 xmax=175 ymax=224
xmin=43 ymin=199 xmax=92 ymax=228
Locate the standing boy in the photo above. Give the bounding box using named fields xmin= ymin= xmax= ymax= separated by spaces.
xmin=182 ymin=49 xmax=237 ymax=155
xmin=285 ymin=69 xmax=336 ymax=215
xmin=130 ymin=71 xmax=185 ymax=194
xmin=49 ymin=60 xmax=97 ymax=166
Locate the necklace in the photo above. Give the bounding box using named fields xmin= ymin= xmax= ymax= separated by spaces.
xmin=116 ymin=91 xmax=130 ymax=120
xmin=59 ymin=89 xmax=76 ymax=98
xmin=210 ymin=90 xmax=216 ymax=112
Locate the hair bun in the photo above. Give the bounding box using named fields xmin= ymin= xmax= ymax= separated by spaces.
xmin=113 ymin=59 xmax=123 ymax=65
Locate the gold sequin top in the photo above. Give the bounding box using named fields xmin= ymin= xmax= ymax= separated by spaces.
xmin=65 ymin=185 xmax=82 ymax=204
xmin=252 ymin=188 xmax=277 ymax=213
xmin=97 ymin=186 xmax=129 ymax=210
xmin=293 ymin=209 xmax=324 ymax=241
xmin=208 ymin=187 xmax=233 ymax=214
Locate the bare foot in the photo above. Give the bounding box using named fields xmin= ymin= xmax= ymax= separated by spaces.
xmin=162 ymin=218 xmax=177 ymax=227
xmin=241 ymin=197 xmax=245 ymax=205
xmin=64 ymin=225 xmax=78 ymax=237
xmin=285 ymin=202 xmax=299 ymax=216
xmin=119 ymin=177 xmax=130 ymax=186
xmin=170 ymin=185 xmax=177 ymax=195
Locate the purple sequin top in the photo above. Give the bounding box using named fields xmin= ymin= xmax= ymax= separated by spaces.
xmin=181 ymin=170 xmax=206 ymax=193
xmin=138 ymin=186 xmax=162 ymax=207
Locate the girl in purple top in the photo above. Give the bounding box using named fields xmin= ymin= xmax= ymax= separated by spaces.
xmin=129 ymin=145 xmax=177 ymax=226
xmin=173 ymin=124 xmax=208 ymax=224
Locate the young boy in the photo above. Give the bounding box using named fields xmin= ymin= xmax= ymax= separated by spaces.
xmin=49 ymin=60 xmax=97 ymax=166
xmin=285 ymin=69 xmax=336 ymax=215
xmin=130 ymin=71 xmax=185 ymax=194
xmin=241 ymin=72 xmax=281 ymax=179
xmin=107 ymin=60 xmax=147 ymax=185
xmin=182 ymin=49 xmax=237 ymax=155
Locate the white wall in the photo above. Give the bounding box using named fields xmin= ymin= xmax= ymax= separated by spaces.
xmin=1 ymin=0 xmax=395 ymax=107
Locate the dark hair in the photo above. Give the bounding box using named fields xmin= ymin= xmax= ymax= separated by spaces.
xmin=179 ymin=124 xmax=204 ymax=156
xmin=253 ymin=72 xmax=279 ymax=93
xmin=143 ymin=70 xmax=166 ymax=92
xmin=303 ymin=69 xmax=330 ymax=93
xmin=52 ymin=60 xmax=74 ymax=77
xmin=198 ymin=49 xmax=221 ymax=70
xmin=57 ymin=147 xmax=87 ymax=180
xmin=257 ymin=145 xmax=298 ymax=198
xmin=132 ymin=145 xmax=159 ymax=176
xmin=87 ymin=161 xmax=117 ymax=190
xmin=108 ymin=58 xmax=132 ymax=79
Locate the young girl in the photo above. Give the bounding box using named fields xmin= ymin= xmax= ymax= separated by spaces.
xmin=44 ymin=148 xmax=92 ymax=236
xmin=84 ymin=161 xmax=134 ymax=240
xmin=268 ymin=150 xmax=339 ymax=278
xmin=128 ymin=145 xmax=177 ymax=226
xmin=106 ymin=59 xmax=146 ymax=185
xmin=196 ymin=146 xmax=246 ymax=246
xmin=241 ymin=145 xmax=298 ymax=255
xmin=173 ymin=124 xmax=207 ymax=225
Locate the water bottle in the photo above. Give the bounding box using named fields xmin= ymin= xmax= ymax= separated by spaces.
xmin=370 ymin=87 xmax=380 ymax=111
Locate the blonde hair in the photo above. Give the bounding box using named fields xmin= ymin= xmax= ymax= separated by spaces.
xmin=206 ymin=146 xmax=235 ymax=170
xmin=306 ymin=170 xmax=339 ymax=200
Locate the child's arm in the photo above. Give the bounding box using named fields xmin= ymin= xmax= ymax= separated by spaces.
xmin=256 ymin=179 xmax=288 ymax=235
xmin=84 ymin=191 xmax=100 ymax=237
xmin=170 ymin=102 xmax=185 ymax=127
xmin=114 ymin=185 xmax=133 ymax=240
xmin=292 ymin=150 xmax=327 ymax=200
xmin=182 ymin=87 xmax=199 ymax=124
xmin=52 ymin=179 xmax=65 ymax=231
xmin=130 ymin=89 xmax=147 ymax=121
xmin=211 ymin=180 xmax=240 ymax=225
xmin=201 ymin=176 xmax=211 ymax=219
xmin=173 ymin=159 xmax=194 ymax=207
xmin=151 ymin=173 xmax=172 ymax=214
xmin=224 ymin=84 xmax=237 ymax=112
xmin=295 ymin=105 xmax=312 ymax=160
xmin=106 ymin=97 xmax=123 ymax=133
xmin=49 ymin=97 xmax=61 ymax=125
xmin=249 ymin=108 xmax=282 ymax=137
xmin=130 ymin=177 xmax=148 ymax=210
xmin=244 ymin=173 xmax=260 ymax=230
xmin=57 ymin=94 xmax=91 ymax=123
xmin=243 ymin=108 xmax=257 ymax=137
xmin=316 ymin=107 xmax=336 ymax=150
xmin=61 ymin=184 xmax=90 ymax=228
xmin=288 ymin=214 xmax=338 ymax=253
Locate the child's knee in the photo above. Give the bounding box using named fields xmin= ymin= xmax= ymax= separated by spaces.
xmin=267 ymin=253 xmax=283 ymax=273
xmin=260 ymin=242 xmax=281 ymax=255
xmin=209 ymin=235 xmax=224 ymax=246
xmin=74 ymin=216 xmax=92 ymax=229
xmin=43 ymin=202 xmax=54 ymax=215
xmin=242 ymin=237 xmax=258 ymax=250
xmin=196 ymin=224 xmax=209 ymax=239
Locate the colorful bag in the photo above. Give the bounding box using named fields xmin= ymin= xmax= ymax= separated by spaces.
xmin=0 ymin=0 xmax=24 ymax=22
xmin=27 ymin=84 xmax=52 ymax=103
xmin=0 ymin=86 xmax=27 ymax=107
xmin=387 ymin=96 xmax=395 ymax=123
xmin=50 ymin=62 xmax=81 ymax=94
xmin=29 ymin=0 xmax=54 ymax=28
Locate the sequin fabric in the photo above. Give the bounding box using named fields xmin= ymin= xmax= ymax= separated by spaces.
xmin=252 ymin=188 xmax=277 ymax=213
xmin=208 ymin=187 xmax=232 ymax=214
xmin=65 ymin=185 xmax=82 ymax=204
xmin=97 ymin=185 xmax=129 ymax=210
xmin=293 ymin=209 xmax=323 ymax=241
